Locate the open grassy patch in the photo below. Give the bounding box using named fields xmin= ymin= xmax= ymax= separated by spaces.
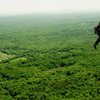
xmin=0 ymin=51 xmax=15 ymax=61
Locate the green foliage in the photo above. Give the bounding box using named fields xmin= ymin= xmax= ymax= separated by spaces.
xmin=0 ymin=13 xmax=100 ymax=100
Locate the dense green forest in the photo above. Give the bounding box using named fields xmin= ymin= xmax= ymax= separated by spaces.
xmin=0 ymin=13 xmax=100 ymax=100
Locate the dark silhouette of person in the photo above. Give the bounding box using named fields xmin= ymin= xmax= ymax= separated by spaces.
xmin=93 ymin=22 xmax=100 ymax=49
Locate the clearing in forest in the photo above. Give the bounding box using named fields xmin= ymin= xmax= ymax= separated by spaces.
xmin=0 ymin=51 xmax=15 ymax=61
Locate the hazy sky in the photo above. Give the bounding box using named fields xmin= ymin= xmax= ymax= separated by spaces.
xmin=0 ymin=0 xmax=100 ymax=15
